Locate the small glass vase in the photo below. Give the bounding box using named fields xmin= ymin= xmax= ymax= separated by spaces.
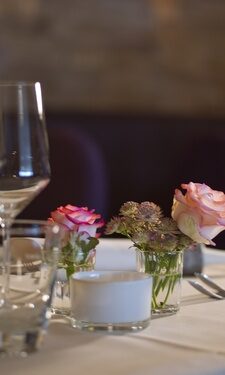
xmin=51 ymin=247 xmax=96 ymax=317
xmin=136 ymin=249 xmax=183 ymax=315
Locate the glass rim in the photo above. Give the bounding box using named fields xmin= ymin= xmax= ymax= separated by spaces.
xmin=0 ymin=81 xmax=41 ymax=87
xmin=11 ymin=219 xmax=54 ymax=226
xmin=9 ymin=219 xmax=63 ymax=236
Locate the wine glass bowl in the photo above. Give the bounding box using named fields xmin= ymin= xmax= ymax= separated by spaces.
xmin=0 ymin=81 xmax=50 ymax=222
xmin=0 ymin=81 xmax=51 ymax=306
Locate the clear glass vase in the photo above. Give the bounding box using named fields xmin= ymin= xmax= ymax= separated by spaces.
xmin=51 ymin=247 xmax=96 ymax=317
xmin=136 ymin=249 xmax=183 ymax=315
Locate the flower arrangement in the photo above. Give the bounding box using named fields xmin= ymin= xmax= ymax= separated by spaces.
xmin=49 ymin=204 xmax=104 ymax=278
xmin=105 ymin=182 xmax=225 ymax=314
xmin=106 ymin=182 xmax=225 ymax=251
xmin=106 ymin=200 xmax=193 ymax=253
xmin=172 ymin=182 xmax=225 ymax=246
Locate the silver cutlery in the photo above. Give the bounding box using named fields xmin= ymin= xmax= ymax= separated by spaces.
xmin=188 ymin=280 xmax=225 ymax=299
xmin=11 ymin=261 xmax=40 ymax=275
xmin=194 ymin=272 xmax=225 ymax=293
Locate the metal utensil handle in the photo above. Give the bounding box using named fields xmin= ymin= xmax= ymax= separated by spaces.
xmin=194 ymin=273 xmax=225 ymax=292
xmin=188 ymin=280 xmax=223 ymax=299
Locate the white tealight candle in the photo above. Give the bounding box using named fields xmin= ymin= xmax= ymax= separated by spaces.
xmin=70 ymin=271 xmax=152 ymax=331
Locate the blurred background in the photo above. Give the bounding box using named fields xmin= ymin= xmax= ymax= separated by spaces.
xmin=1 ymin=0 xmax=225 ymax=246
xmin=1 ymin=0 xmax=225 ymax=116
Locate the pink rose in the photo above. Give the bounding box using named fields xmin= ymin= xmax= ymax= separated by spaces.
xmin=49 ymin=204 xmax=104 ymax=238
xmin=171 ymin=182 xmax=225 ymax=245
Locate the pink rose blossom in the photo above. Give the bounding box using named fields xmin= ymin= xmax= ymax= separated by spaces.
xmin=172 ymin=182 xmax=225 ymax=245
xmin=49 ymin=204 xmax=104 ymax=238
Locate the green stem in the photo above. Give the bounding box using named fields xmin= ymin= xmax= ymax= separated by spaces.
xmin=141 ymin=250 xmax=182 ymax=311
xmin=161 ymin=275 xmax=174 ymax=308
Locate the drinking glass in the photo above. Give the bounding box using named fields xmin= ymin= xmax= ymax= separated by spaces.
xmin=0 ymin=82 xmax=50 ymax=306
xmin=0 ymin=220 xmax=63 ymax=356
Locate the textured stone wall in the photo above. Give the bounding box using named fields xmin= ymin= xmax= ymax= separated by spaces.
xmin=0 ymin=0 xmax=225 ymax=117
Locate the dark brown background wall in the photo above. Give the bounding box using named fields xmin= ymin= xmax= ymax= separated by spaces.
xmin=0 ymin=0 xmax=225 ymax=117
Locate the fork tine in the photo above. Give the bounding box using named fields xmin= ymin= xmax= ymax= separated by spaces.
xmin=11 ymin=261 xmax=40 ymax=275
xmin=23 ymin=262 xmax=40 ymax=272
xmin=188 ymin=280 xmax=223 ymax=299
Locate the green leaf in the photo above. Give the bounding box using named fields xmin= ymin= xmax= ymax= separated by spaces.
xmin=58 ymin=234 xmax=99 ymax=280
xmin=66 ymin=262 xmax=75 ymax=279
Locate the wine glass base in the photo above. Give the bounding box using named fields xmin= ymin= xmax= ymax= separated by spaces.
xmin=0 ymin=329 xmax=46 ymax=357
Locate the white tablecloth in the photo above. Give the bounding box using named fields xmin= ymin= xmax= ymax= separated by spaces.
xmin=1 ymin=240 xmax=225 ymax=375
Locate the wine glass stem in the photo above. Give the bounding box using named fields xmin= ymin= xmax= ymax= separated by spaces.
xmin=0 ymin=221 xmax=11 ymax=304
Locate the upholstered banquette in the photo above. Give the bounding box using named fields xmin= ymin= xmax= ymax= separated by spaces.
xmin=20 ymin=113 xmax=225 ymax=249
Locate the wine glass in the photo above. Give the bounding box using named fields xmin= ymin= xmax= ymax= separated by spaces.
xmin=0 ymin=81 xmax=50 ymax=305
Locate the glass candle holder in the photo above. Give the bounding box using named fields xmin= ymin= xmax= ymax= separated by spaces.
xmin=0 ymin=220 xmax=63 ymax=356
xmin=70 ymin=271 xmax=152 ymax=332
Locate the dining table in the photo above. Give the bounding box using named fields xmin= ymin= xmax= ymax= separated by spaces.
xmin=1 ymin=239 xmax=225 ymax=375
